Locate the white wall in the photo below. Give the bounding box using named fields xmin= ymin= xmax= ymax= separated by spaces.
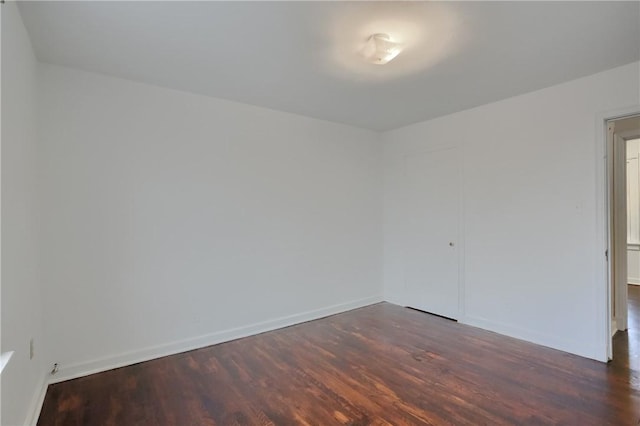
xmin=37 ymin=63 xmax=383 ymax=380
xmin=383 ymin=62 xmax=640 ymax=361
xmin=3 ymin=13 xmax=637 ymax=423
xmin=1 ymin=2 xmax=46 ymax=425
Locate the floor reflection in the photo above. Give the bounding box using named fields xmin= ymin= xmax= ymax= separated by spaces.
xmin=612 ymin=285 xmax=640 ymax=371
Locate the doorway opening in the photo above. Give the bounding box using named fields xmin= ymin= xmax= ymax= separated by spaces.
xmin=608 ymin=114 xmax=640 ymax=368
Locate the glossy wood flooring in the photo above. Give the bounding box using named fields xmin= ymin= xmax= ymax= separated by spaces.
xmin=38 ymin=301 xmax=640 ymax=426
xmin=613 ymin=284 xmax=640 ymax=372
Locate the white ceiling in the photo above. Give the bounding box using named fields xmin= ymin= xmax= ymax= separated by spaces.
xmin=18 ymin=1 xmax=640 ymax=131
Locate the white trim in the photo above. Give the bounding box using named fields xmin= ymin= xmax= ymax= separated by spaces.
xmin=460 ymin=314 xmax=602 ymax=361
xmin=0 ymin=351 xmax=14 ymax=375
xmin=27 ymin=295 xmax=382 ymax=424
xmin=618 ymin=129 xmax=640 ymax=142
xmin=27 ymin=293 xmax=616 ymax=424
xmin=595 ymin=105 xmax=640 ymax=362
xmin=629 ymin=282 xmax=640 ymax=286
xmin=613 ymin=132 xmax=629 ymax=332
xmin=48 ymin=295 xmax=383 ymax=385
xmin=458 ymin=144 xmax=467 ymax=321
xmin=26 ymin=374 xmax=48 ymax=426
xmin=381 ymin=292 xmax=404 ymax=307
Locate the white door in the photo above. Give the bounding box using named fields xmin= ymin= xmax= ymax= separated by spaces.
xmin=403 ymin=147 xmax=460 ymax=319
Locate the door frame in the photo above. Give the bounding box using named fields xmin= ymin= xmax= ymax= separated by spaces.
xmin=611 ymin=130 xmax=627 ymax=335
xmin=596 ymin=105 xmax=640 ymax=361
xmin=614 ymin=129 xmax=640 ymax=334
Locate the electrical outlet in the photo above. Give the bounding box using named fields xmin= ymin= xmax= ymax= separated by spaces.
xmin=30 ymin=338 xmax=34 ymax=360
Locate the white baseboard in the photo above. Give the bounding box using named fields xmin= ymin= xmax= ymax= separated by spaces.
xmin=459 ymin=314 xmax=603 ymax=362
xmin=25 ymin=373 xmax=48 ymax=426
xmin=381 ymin=292 xmax=404 ymax=307
xmin=48 ymin=295 xmax=383 ymax=386
xmin=629 ymin=280 xmax=640 ymax=286
xmin=28 ymin=295 xmax=606 ymax=425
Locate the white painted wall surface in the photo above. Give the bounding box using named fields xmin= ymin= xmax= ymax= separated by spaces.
xmin=383 ymin=62 xmax=640 ymax=361
xmin=1 ymin=2 xmax=46 ymax=425
xmin=37 ymin=64 xmax=383 ymax=379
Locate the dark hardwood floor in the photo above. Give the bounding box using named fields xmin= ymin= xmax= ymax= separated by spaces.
xmin=38 ymin=300 xmax=640 ymax=426
xmin=613 ymin=285 xmax=640 ymax=372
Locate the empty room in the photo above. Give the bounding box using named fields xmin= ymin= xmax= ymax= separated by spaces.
xmin=2 ymin=1 xmax=640 ymax=425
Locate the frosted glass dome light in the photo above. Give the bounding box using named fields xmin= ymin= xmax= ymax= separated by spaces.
xmin=362 ymin=33 xmax=402 ymax=65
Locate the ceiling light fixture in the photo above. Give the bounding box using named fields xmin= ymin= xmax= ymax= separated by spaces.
xmin=362 ymin=33 xmax=402 ymax=65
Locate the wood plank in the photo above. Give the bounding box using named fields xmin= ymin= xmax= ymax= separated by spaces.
xmin=38 ymin=298 xmax=640 ymax=425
